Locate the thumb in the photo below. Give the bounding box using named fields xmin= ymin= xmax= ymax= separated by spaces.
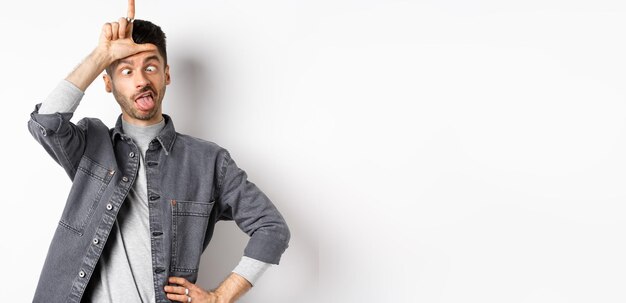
xmin=134 ymin=42 xmax=158 ymax=53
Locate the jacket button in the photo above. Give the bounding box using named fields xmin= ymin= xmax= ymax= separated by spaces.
xmin=93 ymin=238 xmax=99 ymax=245
xmin=122 ymin=176 xmax=129 ymax=182
xmin=129 ymin=152 xmax=135 ymax=158
xmin=79 ymin=271 xmax=85 ymax=278
xmin=106 ymin=204 xmax=113 ymax=210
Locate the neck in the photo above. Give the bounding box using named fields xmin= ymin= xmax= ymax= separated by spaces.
xmin=122 ymin=112 xmax=164 ymax=126
xmin=121 ymin=117 xmax=166 ymax=154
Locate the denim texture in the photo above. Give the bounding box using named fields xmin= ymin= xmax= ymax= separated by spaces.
xmin=27 ymin=104 xmax=290 ymax=303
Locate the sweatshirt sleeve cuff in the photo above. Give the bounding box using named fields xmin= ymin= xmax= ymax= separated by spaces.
xmin=38 ymin=80 xmax=84 ymax=114
xmin=232 ymin=256 xmax=272 ymax=286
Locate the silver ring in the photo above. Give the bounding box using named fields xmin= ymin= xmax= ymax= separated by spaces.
xmin=185 ymin=288 xmax=189 ymax=295
xmin=187 ymin=296 xmax=192 ymax=303
xmin=126 ymin=17 xmax=134 ymax=23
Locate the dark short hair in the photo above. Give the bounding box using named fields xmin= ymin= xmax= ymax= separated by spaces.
xmin=106 ymin=19 xmax=167 ymax=76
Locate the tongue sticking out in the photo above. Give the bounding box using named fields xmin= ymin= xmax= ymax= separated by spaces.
xmin=136 ymin=95 xmax=155 ymax=111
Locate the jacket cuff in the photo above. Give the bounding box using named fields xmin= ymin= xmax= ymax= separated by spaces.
xmin=243 ymin=231 xmax=289 ymax=265
xmin=29 ymin=103 xmax=75 ymax=137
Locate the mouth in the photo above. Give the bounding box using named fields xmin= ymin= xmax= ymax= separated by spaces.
xmin=134 ymin=91 xmax=156 ymax=111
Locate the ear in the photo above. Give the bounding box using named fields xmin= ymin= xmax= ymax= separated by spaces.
xmin=165 ymin=64 xmax=171 ymax=85
xmin=103 ymin=74 xmax=112 ymax=93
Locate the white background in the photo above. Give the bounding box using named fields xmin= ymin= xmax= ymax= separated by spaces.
xmin=1 ymin=0 xmax=626 ymax=302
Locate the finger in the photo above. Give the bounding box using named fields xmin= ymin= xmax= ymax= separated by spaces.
xmin=164 ymin=285 xmax=188 ymax=295
xmin=111 ymin=22 xmax=120 ymax=40
xmin=168 ymin=276 xmax=190 ymax=287
xmin=102 ymin=23 xmax=113 ymax=40
xmin=165 ymin=293 xmax=188 ymax=303
xmin=127 ymin=0 xmax=135 ymax=20
xmin=118 ymin=17 xmax=128 ymax=39
xmin=127 ymin=21 xmax=134 ymax=40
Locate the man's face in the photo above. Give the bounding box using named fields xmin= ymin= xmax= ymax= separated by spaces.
xmin=104 ymin=47 xmax=171 ymax=126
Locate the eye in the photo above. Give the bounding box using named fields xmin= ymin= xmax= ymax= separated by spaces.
xmin=146 ymin=65 xmax=157 ymax=72
xmin=121 ymin=69 xmax=132 ymax=76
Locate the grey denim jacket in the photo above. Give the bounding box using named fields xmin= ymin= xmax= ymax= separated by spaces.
xmin=27 ymin=104 xmax=290 ymax=303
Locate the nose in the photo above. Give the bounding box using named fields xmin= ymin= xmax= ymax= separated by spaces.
xmin=134 ymin=71 xmax=149 ymax=89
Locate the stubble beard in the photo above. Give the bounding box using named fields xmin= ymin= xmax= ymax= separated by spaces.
xmin=112 ymin=85 xmax=166 ymax=121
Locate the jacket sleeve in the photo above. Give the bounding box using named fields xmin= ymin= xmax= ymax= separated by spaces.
xmin=216 ymin=150 xmax=291 ymax=265
xmin=27 ymin=103 xmax=88 ymax=181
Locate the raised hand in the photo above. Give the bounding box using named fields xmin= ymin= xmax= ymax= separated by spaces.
xmin=65 ymin=0 xmax=156 ymax=91
xmin=97 ymin=0 xmax=155 ymax=64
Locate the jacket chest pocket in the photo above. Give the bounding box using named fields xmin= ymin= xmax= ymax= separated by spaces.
xmin=170 ymin=200 xmax=215 ymax=273
xmin=60 ymin=156 xmax=113 ymax=236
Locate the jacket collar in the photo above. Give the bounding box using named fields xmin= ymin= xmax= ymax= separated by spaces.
xmin=111 ymin=114 xmax=177 ymax=155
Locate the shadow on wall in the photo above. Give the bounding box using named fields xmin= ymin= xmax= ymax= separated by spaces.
xmin=164 ymin=54 xmax=215 ymax=138
xmin=168 ymin=50 xmax=318 ymax=301
xmin=166 ymin=53 xmax=237 ymax=288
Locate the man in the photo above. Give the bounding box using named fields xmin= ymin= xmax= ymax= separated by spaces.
xmin=27 ymin=2 xmax=290 ymax=302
